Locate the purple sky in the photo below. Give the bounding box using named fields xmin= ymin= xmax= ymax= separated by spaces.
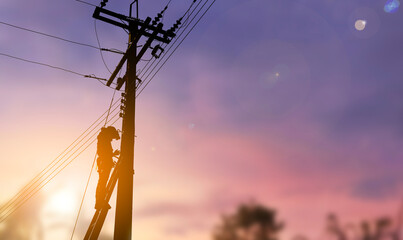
xmin=1 ymin=0 xmax=403 ymax=239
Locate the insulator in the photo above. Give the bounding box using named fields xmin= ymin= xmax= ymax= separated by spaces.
xmin=100 ymin=0 xmax=108 ymax=7
xmin=174 ymin=20 xmax=182 ymax=28
xmin=152 ymin=6 xmax=168 ymax=26
xmin=120 ymin=105 xmax=125 ymax=110
xmin=121 ymin=93 xmax=126 ymax=98
xmin=121 ymin=98 xmax=126 ymax=104
xmin=168 ymin=18 xmax=182 ymax=33
xmin=119 ymin=113 xmax=124 ymax=118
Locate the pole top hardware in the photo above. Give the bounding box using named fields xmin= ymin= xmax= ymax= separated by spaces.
xmin=151 ymin=45 xmax=164 ymax=59
xmin=93 ymin=7 xmax=176 ymax=42
xmin=100 ymin=0 xmax=108 ymax=8
xmin=93 ymin=6 xmax=176 ymax=89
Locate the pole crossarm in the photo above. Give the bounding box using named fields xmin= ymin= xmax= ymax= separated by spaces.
xmin=106 ymin=17 xmax=152 ymax=87
xmin=93 ymin=7 xmax=175 ymax=42
xmin=103 ymin=15 xmax=171 ymax=89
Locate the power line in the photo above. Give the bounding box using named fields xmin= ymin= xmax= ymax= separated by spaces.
xmin=0 ymin=100 xmax=118 ymax=215
xmin=70 ymin=87 xmax=117 ymax=240
xmin=0 ymin=20 xmax=100 ymax=50
xmin=139 ymin=0 xmax=208 ymax=80
xmin=70 ymin=153 xmax=96 ymax=240
xmin=0 ymin=52 xmax=85 ymax=76
xmin=2 ymin=1 xmax=213 ymax=204
xmin=137 ymin=0 xmax=216 ymax=96
xmin=0 ymin=0 xmax=216 ymax=222
xmin=0 ymin=93 xmax=125 ymax=222
xmin=0 ymin=52 xmax=108 ymax=84
xmin=94 ymin=20 xmax=112 ymax=74
xmin=0 ymin=20 xmax=124 ymax=54
xmin=74 ymin=0 xmax=98 ymax=7
xmin=0 ymin=100 xmax=122 ymax=221
xmin=0 ymin=110 xmax=118 ymax=221
xmin=137 ymin=0 xmax=201 ymax=77
xmin=0 ymin=114 xmax=122 ymax=223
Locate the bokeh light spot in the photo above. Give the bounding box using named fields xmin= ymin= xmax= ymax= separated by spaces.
xmin=384 ymin=0 xmax=400 ymax=13
xmin=354 ymin=20 xmax=367 ymax=31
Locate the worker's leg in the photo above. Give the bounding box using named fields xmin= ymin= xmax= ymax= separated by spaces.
xmin=95 ymin=168 xmax=111 ymax=209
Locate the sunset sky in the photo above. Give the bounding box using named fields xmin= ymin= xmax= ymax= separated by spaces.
xmin=1 ymin=0 xmax=403 ymax=239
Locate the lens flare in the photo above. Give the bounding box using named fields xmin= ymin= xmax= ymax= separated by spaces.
xmin=384 ymin=0 xmax=400 ymax=13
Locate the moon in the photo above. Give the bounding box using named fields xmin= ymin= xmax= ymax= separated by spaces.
xmin=355 ymin=19 xmax=367 ymax=31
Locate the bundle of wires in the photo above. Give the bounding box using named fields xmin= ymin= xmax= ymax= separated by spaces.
xmin=0 ymin=0 xmax=217 ymax=225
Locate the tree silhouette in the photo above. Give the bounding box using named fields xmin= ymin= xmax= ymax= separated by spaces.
xmin=213 ymin=202 xmax=283 ymax=240
xmin=326 ymin=213 xmax=347 ymax=240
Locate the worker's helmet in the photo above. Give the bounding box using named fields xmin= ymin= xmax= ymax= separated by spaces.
xmin=99 ymin=126 xmax=120 ymax=140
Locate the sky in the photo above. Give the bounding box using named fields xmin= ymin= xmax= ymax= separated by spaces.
xmin=0 ymin=0 xmax=403 ymax=239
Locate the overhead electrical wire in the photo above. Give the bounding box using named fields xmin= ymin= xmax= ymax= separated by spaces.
xmin=0 ymin=107 xmax=121 ymax=219
xmin=0 ymin=117 xmax=122 ymax=224
xmin=70 ymin=154 xmax=97 ymax=240
xmin=2 ymin=77 xmax=133 ymax=222
xmin=137 ymin=0 xmax=199 ymax=76
xmin=0 ymin=100 xmax=122 ymax=222
xmin=74 ymin=0 xmax=98 ymax=8
xmin=0 ymin=19 xmax=122 ymax=54
xmin=1 ymin=0 xmax=121 ymax=222
xmin=137 ymin=0 xmax=216 ymax=96
xmin=0 ymin=20 xmax=100 ymax=50
xmin=160 ymin=0 xmax=174 ymax=22
xmin=0 ymin=114 xmax=122 ymax=223
xmin=70 ymin=89 xmax=117 ymax=240
xmin=0 ymin=52 xmax=108 ymax=84
xmin=0 ymin=0 xmax=216 ymax=222
xmin=0 ymin=104 xmax=114 ymax=215
xmin=0 ymin=93 xmax=124 ymax=221
xmin=136 ymin=0 xmax=200 ymax=78
xmin=0 ymin=19 xmax=124 ymax=87
xmin=94 ymin=20 xmax=112 ymax=74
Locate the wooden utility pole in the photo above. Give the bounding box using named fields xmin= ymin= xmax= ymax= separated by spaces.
xmin=114 ymin=24 xmax=137 ymax=239
xmin=83 ymin=2 xmax=176 ymax=239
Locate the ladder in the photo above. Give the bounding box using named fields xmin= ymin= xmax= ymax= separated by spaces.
xmin=84 ymin=160 xmax=121 ymax=240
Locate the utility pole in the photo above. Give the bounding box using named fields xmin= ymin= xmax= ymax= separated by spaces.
xmin=84 ymin=1 xmax=178 ymax=239
xmin=114 ymin=22 xmax=137 ymax=239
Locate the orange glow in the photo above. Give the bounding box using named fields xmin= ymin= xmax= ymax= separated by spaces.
xmin=44 ymin=189 xmax=77 ymax=216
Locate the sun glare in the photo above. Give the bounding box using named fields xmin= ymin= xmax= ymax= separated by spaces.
xmin=46 ymin=189 xmax=77 ymax=215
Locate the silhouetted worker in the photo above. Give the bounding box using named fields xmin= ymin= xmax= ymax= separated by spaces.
xmin=95 ymin=126 xmax=120 ymax=210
